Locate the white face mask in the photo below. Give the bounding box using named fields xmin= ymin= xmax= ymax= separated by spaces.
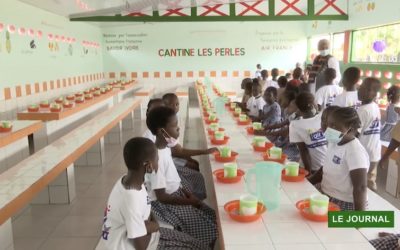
xmin=319 ymin=49 xmax=330 ymax=56
xmin=324 ymin=127 xmax=349 ymax=144
xmin=162 ymin=129 xmax=179 ymax=148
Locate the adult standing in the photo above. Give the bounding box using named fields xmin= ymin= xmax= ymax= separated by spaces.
xmin=308 ymin=39 xmax=341 ymax=94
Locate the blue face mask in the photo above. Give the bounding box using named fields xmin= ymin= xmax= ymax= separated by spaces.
xmin=324 ymin=127 xmax=348 ymax=144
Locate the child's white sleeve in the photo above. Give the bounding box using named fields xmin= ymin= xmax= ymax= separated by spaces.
xmin=289 ymin=122 xmax=302 ymax=143
xmin=315 ymin=89 xmax=324 ymax=105
xmin=149 ymin=167 xmax=166 ymax=190
xmin=122 ymin=195 xmax=148 ymax=239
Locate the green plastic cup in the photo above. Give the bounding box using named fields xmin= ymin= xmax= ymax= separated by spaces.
xmin=220 ymin=147 xmax=232 ymax=157
xmin=285 ymin=162 xmax=300 ymax=176
xmin=239 ymin=114 xmax=248 ymax=122
xmin=209 ymin=113 xmax=217 ymax=121
xmin=310 ymin=193 xmax=329 ymax=215
xmin=253 ymin=136 xmax=266 ymax=147
xmin=239 ymin=194 xmax=258 ymax=216
xmin=268 ymin=147 xmax=282 ymax=159
xmin=214 ymin=131 xmax=225 ymax=140
xmin=230 ymin=102 xmax=236 ymax=109
xmin=235 ymin=107 xmax=242 ymax=114
xmin=1 ymin=121 xmax=12 ymax=128
xmin=253 ymin=122 xmax=262 ymax=130
xmin=224 ymin=163 xmax=238 ymax=178
xmin=210 ymin=123 xmax=219 ymax=131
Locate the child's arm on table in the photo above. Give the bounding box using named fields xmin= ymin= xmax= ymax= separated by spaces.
xmin=350 ymin=168 xmax=368 ymax=211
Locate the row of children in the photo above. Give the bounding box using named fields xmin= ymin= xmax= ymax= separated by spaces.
xmin=239 ymin=66 xmax=383 ymax=210
xmin=254 ymin=65 xmax=400 ymax=249
xmin=101 ymin=93 xmax=219 ymax=249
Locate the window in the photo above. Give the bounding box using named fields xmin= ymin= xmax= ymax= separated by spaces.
xmin=351 ymin=23 xmax=400 ymax=64
xmin=332 ymin=33 xmax=345 ymax=61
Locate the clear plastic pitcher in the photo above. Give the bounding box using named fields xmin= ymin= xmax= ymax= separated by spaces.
xmin=245 ymin=161 xmax=282 ymax=211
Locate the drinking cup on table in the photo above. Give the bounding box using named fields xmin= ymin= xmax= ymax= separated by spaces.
xmin=240 ymin=194 xmax=258 ymax=216
xmin=224 ymin=163 xmax=238 ymax=178
xmin=252 ymin=122 xmax=262 ymax=130
xmin=253 ymin=136 xmax=266 ymax=147
xmin=239 ymin=114 xmax=248 ymax=122
xmin=285 ymin=162 xmax=300 ymax=176
xmin=268 ymin=147 xmax=282 ymax=159
xmin=310 ymin=193 xmax=329 ymax=215
xmin=214 ymin=131 xmax=225 ymax=141
xmin=220 ymin=147 xmax=232 ymax=157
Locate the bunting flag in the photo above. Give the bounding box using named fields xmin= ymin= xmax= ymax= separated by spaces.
xmin=315 ymin=0 xmax=346 ymax=15
xmin=159 ymin=0 xmax=191 ymax=16
xmin=197 ymin=4 xmax=229 ymax=16
xmin=126 ymin=5 xmax=153 ymax=16
xmin=236 ymin=1 xmax=269 ymax=16
xmin=275 ymin=0 xmax=307 ymax=16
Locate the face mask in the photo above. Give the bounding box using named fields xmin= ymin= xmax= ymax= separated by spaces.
xmin=319 ymin=49 xmax=329 ymax=56
xmin=324 ymin=127 xmax=349 ymax=144
xmin=162 ymin=129 xmax=179 ymax=148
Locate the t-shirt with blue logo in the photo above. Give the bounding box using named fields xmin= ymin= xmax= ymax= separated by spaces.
xmin=357 ymin=102 xmax=381 ymax=162
xmin=289 ymin=113 xmax=327 ymax=171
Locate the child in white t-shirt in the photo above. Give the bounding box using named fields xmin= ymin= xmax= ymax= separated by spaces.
xmin=145 ymin=106 xmax=217 ymax=248
xmin=144 ymin=97 xmax=215 ymax=200
xmin=101 ymin=137 xmax=207 ymax=250
xmin=246 ymin=81 xmax=266 ymax=120
xmin=308 ymin=107 xmax=369 ymax=211
xmin=332 ymin=67 xmax=361 ymax=109
xmin=357 ymin=77 xmax=382 ymax=191
xmin=289 ymin=92 xmax=327 ymax=173
xmin=315 ymin=68 xmax=343 ymax=110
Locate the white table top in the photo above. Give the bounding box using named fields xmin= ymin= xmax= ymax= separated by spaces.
xmin=197 ymin=89 xmax=375 ymax=250
xmin=0 ymin=97 xmax=142 ymax=225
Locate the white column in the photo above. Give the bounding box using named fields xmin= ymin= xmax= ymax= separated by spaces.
xmin=0 ymin=219 xmax=13 ymax=250
xmin=105 ymin=121 xmax=123 ymax=145
xmin=31 ymin=164 xmax=76 ymax=204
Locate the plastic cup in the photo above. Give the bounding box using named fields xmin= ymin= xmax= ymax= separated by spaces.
xmin=214 ymin=131 xmax=225 ymax=141
xmin=235 ymin=107 xmax=242 ymax=114
xmin=285 ymin=162 xmax=300 ymax=176
xmin=240 ymin=194 xmax=258 ymax=216
xmin=230 ymin=103 xmax=236 ymax=109
xmin=253 ymin=122 xmax=262 ymax=130
xmin=220 ymin=147 xmax=232 ymax=157
xmin=239 ymin=114 xmax=248 ymax=122
xmin=209 ymin=113 xmax=217 ymax=121
xmin=210 ymin=123 xmax=219 ymax=131
xmin=268 ymin=147 xmax=282 ymax=159
xmin=224 ymin=163 xmax=238 ymax=178
xmin=253 ymin=136 xmax=266 ymax=147
xmin=310 ymin=193 xmax=329 ymax=215
xmin=1 ymin=121 xmax=12 ymax=128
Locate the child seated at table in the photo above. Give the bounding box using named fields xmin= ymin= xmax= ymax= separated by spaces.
xmin=289 ymin=92 xmax=327 ymax=173
xmin=100 ymin=137 xmax=207 ymax=250
xmin=332 ymin=67 xmax=361 ymax=109
xmin=268 ymin=68 xmax=280 ymax=88
xmin=259 ymin=87 xmax=281 ymax=127
xmin=246 ymin=81 xmax=266 ymax=120
xmin=255 ymin=90 xmax=300 ymax=161
xmin=315 ymin=68 xmax=342 ymax=111
xmin=235 ymin=78 xmax=253 ymax=109
xmin=277 ymin=76 xmax=288 ymax=105
xmin=381 ymin=85 xmax=400 ymax=142
xmin=357 ymin=77 xmax=382 ymax=191
xmin=308 ymin=107 xmax=368 ymax=211
xmin=288 ymin=67 xmax=303 ymax=87
xmin=143 ymin=98 xmax=212 ymax=200
xmin=145 ymin=106 xmax=217 ymax=248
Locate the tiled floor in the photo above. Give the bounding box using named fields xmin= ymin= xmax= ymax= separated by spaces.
xmin=11 ymin=90 xmax=400 ymax=250
xmin=12 ymin=121 xmax=147 ymax=250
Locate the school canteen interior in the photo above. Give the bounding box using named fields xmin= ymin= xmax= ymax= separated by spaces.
xmin=1 ymin=0 xmax=400 ymax=249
